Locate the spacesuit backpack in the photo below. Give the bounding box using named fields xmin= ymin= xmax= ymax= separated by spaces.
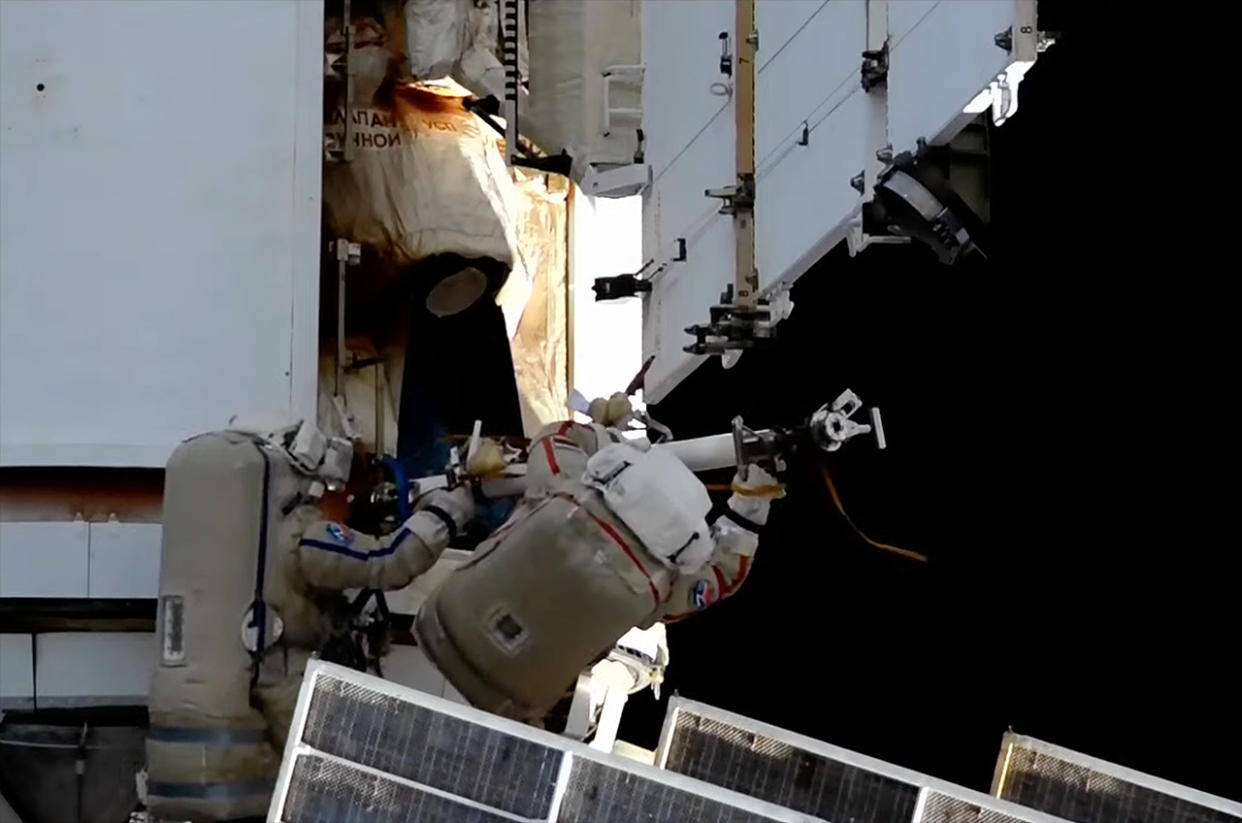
xmin=416 ymin=442 xmax=712 ymax=721
xmin=145 ymin=414 xmax=349 ymax=821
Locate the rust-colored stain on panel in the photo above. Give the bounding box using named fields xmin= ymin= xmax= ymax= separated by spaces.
xmin=0 ymin=467 xmax=162 ymax=522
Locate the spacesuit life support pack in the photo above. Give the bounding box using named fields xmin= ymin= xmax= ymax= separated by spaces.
xmin=145 ymin=413 xmax=471 ymax=821
xmin=415 ymin=420 xmax=779 ymax=721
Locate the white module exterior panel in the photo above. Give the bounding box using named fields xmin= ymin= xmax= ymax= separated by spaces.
xmin=87 ymin=521 xmax=162 ymax=598
xmin=640 ymin=0 xmax=1038 ymax=402
xmin=888 ymin=0 xmax=1020 ymax=153
xmin=35 ymin=632 xmax=154 ymax=706
xmin=0 ymin=0 xmax=323 ymax=467
xmin=642 ymin=0 xmax=873 ymax=402
xmin=642 ymin=1 xmax=737 ymax=181
xmin=0 ymin=521 xmax=89 ymax=598
xmin=755 ymin=0 xmax=868 ymax=294
xmin=641 ymin=0 xmax=737 ymax=397
xmin=0 ymin=635 xmax=35 ymax=709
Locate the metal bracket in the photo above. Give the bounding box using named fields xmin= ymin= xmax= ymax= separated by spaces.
xmin=592 ymin=274 xmax=653 ymax=301
xmin=683 ymin=282 xmax=791 ymax=355
xmin=861 ymin=43 xmax=889 ymax=92
xmin=705 ymin=173 xmax=755 ymax=215
xmin=332 ymin=238 xmax=361 ymax=399
xmin=579 ymin=162 xmax=652 ymax=197
xmin=595 ymin=237 xmax=688 ymax=302
xmin=731 ymin=416 xmax=785 ymax=478
xmin=845 ymin=212 xmax=909 ymax=257
xmin=809 ymin=389 xmax=886 ymax=452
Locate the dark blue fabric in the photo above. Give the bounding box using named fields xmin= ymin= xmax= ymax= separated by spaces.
xmin=299 ymin=528 xmax=410 ymax=561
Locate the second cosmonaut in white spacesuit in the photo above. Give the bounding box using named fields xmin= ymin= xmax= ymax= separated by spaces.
xmin=296 ymin=399 xmax=783 ymax=721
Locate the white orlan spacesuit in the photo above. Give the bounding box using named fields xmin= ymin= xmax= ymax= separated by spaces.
xmin=145 ymin=407 xmax=780 ymax=820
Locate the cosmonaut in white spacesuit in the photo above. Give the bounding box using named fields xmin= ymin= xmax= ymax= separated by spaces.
xmin=145 ymin=413 xmax=476 ymax=820
xmin=145 ymin=403 xmax=781 ymax=820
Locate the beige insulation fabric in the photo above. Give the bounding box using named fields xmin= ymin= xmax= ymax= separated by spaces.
xmin=324 ymin=87 xmax=520 ymax=269
xmin=510 ymin=170 xmax=570 ymax=435
xmin=320 ymin=3 xmax=566 ymax=442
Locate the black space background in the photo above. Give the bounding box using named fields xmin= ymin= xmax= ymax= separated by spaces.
xmin=618 ymin=0 xmax=1240 ymax=799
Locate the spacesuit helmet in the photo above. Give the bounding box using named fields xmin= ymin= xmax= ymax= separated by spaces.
xmin=227 ymin=411 xmax=354 ymax=490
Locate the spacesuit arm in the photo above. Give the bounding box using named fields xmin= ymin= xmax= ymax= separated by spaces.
xmin=294 ymin=487 xmax=474 ymax=592
xmin=659 ymin=466 xmax=783 ymax=621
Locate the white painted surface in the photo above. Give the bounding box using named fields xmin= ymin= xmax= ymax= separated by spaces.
xmin=640 ymin=0 xmax=1033 ymax=400
xmin=88 ymin=521 xmax=162 ymax=598
xmin=570 ymin=191 xmax=644 ymax=402
xmin=34 ymin=632 xmax=153 ymax=705
xmin=0 ymin=0 xmax=324 ymax=467
xmin=0 ymin=634 xmax=35 ymax=706
xmin=0 ymin=521 xmax=89 ymax=598
xmin=888 ymin=0 xmax=1016 ymax=152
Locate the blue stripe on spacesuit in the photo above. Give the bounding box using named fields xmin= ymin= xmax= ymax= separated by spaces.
xmin=298 ymin=528 xmax=411 ymax=561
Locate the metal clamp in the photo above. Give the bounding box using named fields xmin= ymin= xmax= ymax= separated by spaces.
xmin=683 ymin=282 xmax=792 ymax=356
xmin=705 ymin=173 xmax=755 ymax=215
xmin=731 ymin=416 xmax=785 ymax=478
xmin=593 ymin=274 xmax=653 ymax=301
xmin=861 ymin=44 xmax=889 ymax=92
xmin=809 ymin=389 xmax=886 ymax=452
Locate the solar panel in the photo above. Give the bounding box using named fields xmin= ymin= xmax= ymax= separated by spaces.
xmin=992 ymin=733 xmax=1242 ymax=823
xmin=920 ymin=789 xmax=1054 ymax=823
xmin=656 ymin=697 xmax=1075 ymax=823
xmin=300 ymin=674 xmax=562 ymax=818
xmin=270 ymin=661 xmax=827 ymax=823
xmin=280 ymin=754 xmax=522 ymax=823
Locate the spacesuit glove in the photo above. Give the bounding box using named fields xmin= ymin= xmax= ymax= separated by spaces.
xmin=731 ymin=464 xmax=785 ymax=499
xmin=415 ymin=485 xmax=476 ymax=535
xmin=587 ymin=392 xmax=634 ymax=428
xmin=466 ymin=436 xmax=508 ymax=477
xmin=726 ymin=464 xmax=785 ymax=528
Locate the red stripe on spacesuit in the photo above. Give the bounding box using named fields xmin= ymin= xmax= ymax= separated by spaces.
xmin=553 ymin=493 xmax=660 ymax=606
xmin=542 ymin=437 xmax=560 ymax=474
xmin=557 ymin=421 xmax=574 ymax=435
